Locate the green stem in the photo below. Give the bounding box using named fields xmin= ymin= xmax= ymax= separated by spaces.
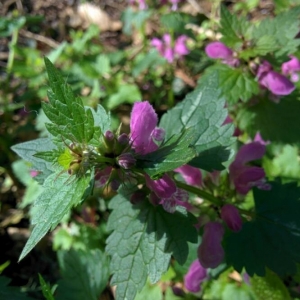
xmin=176 ymin=180 xmax=222 ymax=206
xmin=175 ymin=180 xmax=255 ymax=218
xmin=7 ymin=29 xmax=18 ymax=75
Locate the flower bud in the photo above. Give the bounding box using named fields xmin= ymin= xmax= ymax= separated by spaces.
xmin=198 ymin=222 xmax=224 ymax=268
xmin=151 ymin=127 xmax=165 ymax=141
xmin=118 ymin=133 xmax=130 ymax=145
xmin=117 ymin=153 xmax=136 ymax=169
xmin=105 ymin=130 xmax=114 ymax=141
xmin=99 ymin=131 xmax=115 ymax=154
xmin=221 ymin=204 xmax=242 ymax=232
xmin=184 ymin=260 xmax=208 ymax=293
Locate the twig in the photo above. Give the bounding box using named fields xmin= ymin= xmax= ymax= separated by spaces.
xmin=20 ymin=29 xmax=59 ymax=48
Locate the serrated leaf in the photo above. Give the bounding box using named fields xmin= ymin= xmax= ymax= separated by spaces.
xmin=11 ymin=138 xmax=57 ymax=184
xmin=237 ymin=97 xmax=300 ymax=144
xmin=204 ymin=65 xmax=259 ymax=103
xmin=159 ymin=71 xmax=234 ymax=171
xmin=137 ymin=129 xmax=196 ymax=178
xmin=240 ymin=35 xmax=277 ymax=59
xmin=106 ymin=192 xmax=198 ymax=300
xmin=250 ymin=269 xmax=291 ymax=300
xmin=224 ymin=181 xmax=300 ymax=276
xmin=38 ymin=274 xmax=55 ymax=300
xmin=220 ymin=5 xmax=251 ymax=47
xmin=19 ymin=171 xmax=93 ymax=261
xmin=0 ymin=276 xmax=34 ymax=300
xmin=43 ymin=57 xmax=97 ymax=144
xmin=252 ymin=6 xmax=300 ymax=56
xmin=56 ymin=248 xmax=109 ymax=300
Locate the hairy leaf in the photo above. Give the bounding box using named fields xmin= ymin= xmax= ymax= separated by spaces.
xmin=11 ymin=138 xmax=57 ymax=184
xmin=56 ymin=249 xmax=109 ymax=300
xmin=106 ymin=192 xmax=198 ymax=300
xmin=252 ymin=6 xmax=300 ymax=56
xmin=250 ymin=269 xmax=291 ymax=300
xmin=43 ymin=57 xmax=97 ymax=144
xmin=160 ymin=71 xmax=235 ymax=171
xmin=137 ymin=129 xmax=196 ymax=178
xmin=224 ymin=181 xmax=300 ymax=276
xmin=19 ymin=171 xmax=93 ymax=261
xmin=38 ymin=274 xmax=55 ymax=300
xmin=220 ymin=5 xmax=251 ymax=47
xmin=237 ymin=97 xmax=300 ymax=144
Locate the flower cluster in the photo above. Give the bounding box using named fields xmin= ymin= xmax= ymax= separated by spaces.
xmin=131 ymin=101 xmax=191 ymax=213
xmin=151 ymin=34 xmax=189 ymax=63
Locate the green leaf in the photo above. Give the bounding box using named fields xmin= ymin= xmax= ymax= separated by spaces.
xmin=43 ymin=57 xmax=97 ymax=144
xmin=220 ymin=5 xmax=251 ymax=47
xmin=106 ymin=192 xmax=198 ymax=300
xmin=237 ymin=97 xmax=300 ymax=144
xmin=122 ymin=8 xmax=152 ymax=35
xmin=250 ymin=269 xmax=291 ymax=300
xmin=106 ymin=84 xmax=141 ymax=110
xmin=224 ymin=181 xmax=300 ymax=276
xmin=56 ymin=249 xmax=109 ymax=300
xmin=11 ymin=138 xmax=57 ymax=184
xmin=252 ymin=6 xmax=300 ymax=56
xmin=240 ymin=35 xmax=277 ymax=59
xmin=204 ymin=64 xmax=259 ymax=103
xmin=38 ymin=274 xmax=55 ymax=300
xmin=0 ymin=276 xmax=34 ymax=300
xmin=135 ymin=281 xmax=163 ymax=300
xmin=160 ymin=71 xmax=235 ymax=171
xmin=19 ymin=171 xmax=93 ymax=261
xmin=137 ymin=129 xmax=196 ymax=178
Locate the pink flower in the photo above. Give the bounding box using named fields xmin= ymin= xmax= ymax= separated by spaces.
xmin=130 ymin=101 xmax=191 ymax=213
xmin=282 ymin=56 xmax=300 ymax=82
xmin=205 ymin=42 xmax=239 ymax=67
xmin=174 ymin=165 xmax=203 ymax=187
xmin=130 ymin=101 xmax=159 ymax=155
xmin=257 ymin=60 xmax=295 ymax=96
xmin=221 ymin=204 xmax=242 ymax=232
xmin=184 ymin=260 xmax=208 ymax=293
xmin=229 ymin=142 xmax=269 ymax=195
xmin=151 ymin=34 xmax=189 ymax=63
xmin=198 ymin=222 xmax=225 ymax=268
xmin=253 ymin=132 xmax=270 ymax=146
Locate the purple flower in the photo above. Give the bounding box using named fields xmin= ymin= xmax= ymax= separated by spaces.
xmin=282 ymin=56 xmax=300 ymax=82
xmin=205 ymin=42 xmax=240 ymax=67
xmin=184 ymin=260 xmax=208 ymax=293
xmin=257 ymin=61 xmax=295 ymax=96
xmin=221 ymin=204 xmax=242 ymax=232
xmin=175 ymin=165 xmax=203 ymax=187
xmin=174 ymin=35 xmax=189 ymax=56
xmin=198 ymin=222 xmax=225 ymax=268
xmin=151 ymin=34 xmax=189 ymax=63
xmin=229 ymin=142 xmax=269 ymax=195
xmin=253 ymin=132 xmax=270 ymax=146
xmin=205 ymin=42 xmax=233 ymax=59
xmin=94 ymin=166 xmax=113 ymax=187
xmin=145 ymin=174 xmax=176 ymax=198
xmin=145 ymin=174 xmax=191 ymax=213
xmin=130 ymin=101 xmax=159 ymax=155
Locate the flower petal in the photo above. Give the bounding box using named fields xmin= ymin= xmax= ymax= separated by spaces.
xmin=130 ymin=101 xmax=158 ymax=155
xmin=184 ymin=260 xmax=207 ymax=293
xmin=205 ymin=42 xmax=233 ymax=59
xmin=260 ymin=71 xmax=295 ymax=96
xmin=175 ymin=165 xmax=203 ymax=187
xmin=145 ymin=174 xmax=176 ymax=198
xmin=198 ymin=222 xmax=224 ymax=268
